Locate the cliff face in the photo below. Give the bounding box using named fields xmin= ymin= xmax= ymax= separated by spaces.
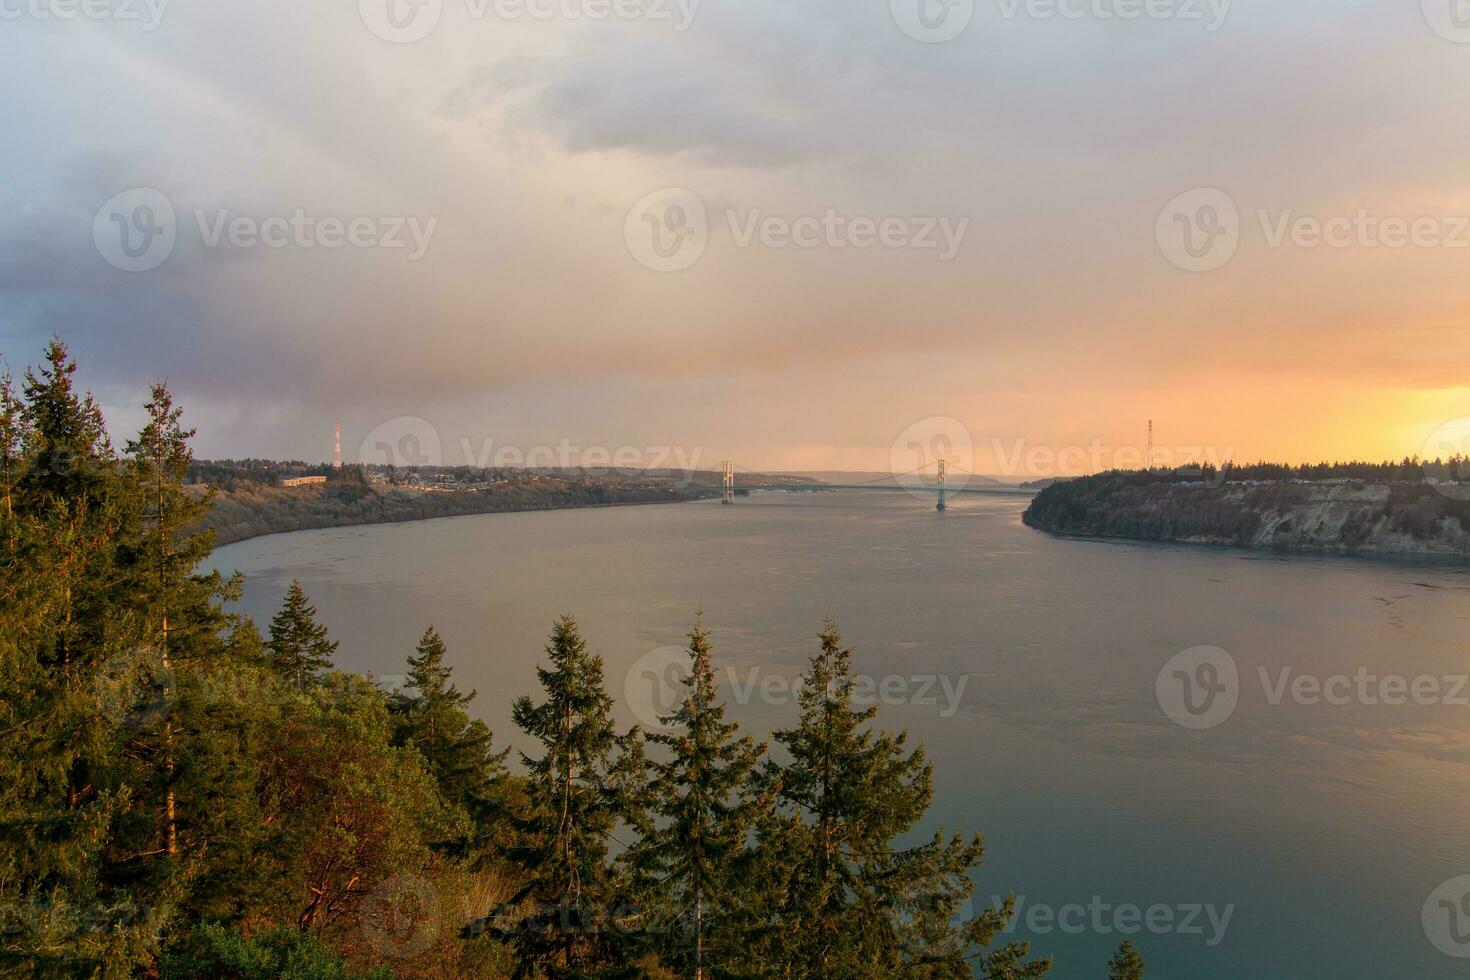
xmin=1023 ymin=476 xmax=1470 ymax=561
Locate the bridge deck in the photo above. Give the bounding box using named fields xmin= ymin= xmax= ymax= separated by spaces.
xmin=745 ymin=484 xmax=1036 ymax=497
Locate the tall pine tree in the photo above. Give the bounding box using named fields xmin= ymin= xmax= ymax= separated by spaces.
xmin=491 ymin=616 xmax=643 ymax=976
xmin=0 ymin=339 xmax=165 ymax=973
xmin=389 ymin=626 xmax=511 ymax=862
xmin=265 ymin=581 xmax=338 ymax=690
xmin=746 ymin=619 xmax=1048 ymax=979
xmin=621 ymin=618 xmax=767 ymax=978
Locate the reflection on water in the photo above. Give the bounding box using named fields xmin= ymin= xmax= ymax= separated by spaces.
xmin=209 ymin=493 xmax=1470 ymax=979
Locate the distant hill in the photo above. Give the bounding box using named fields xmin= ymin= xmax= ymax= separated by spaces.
xmin=1023 ymin=469 xmax=1470 ymax=561
xmin=188 ymin=460 xmax=815 ymax=546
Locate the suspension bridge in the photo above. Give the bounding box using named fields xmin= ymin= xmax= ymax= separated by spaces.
xmin=716 ymin=460 xmax=1037 ymax=511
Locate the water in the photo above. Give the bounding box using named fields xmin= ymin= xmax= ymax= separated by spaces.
xmin=208 ymin=492 xmax=1470 ymax=978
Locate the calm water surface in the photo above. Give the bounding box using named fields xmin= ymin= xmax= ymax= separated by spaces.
xmin=208 ymin=493 xmax=1470 ymax=979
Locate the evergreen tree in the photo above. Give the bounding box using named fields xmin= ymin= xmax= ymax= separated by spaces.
xmin=493 ymin=616 xmax=643 ymax=975
xmin=389 ymin=626 xmax=511 ymax=862
xmin=1107 ymin=939 xmax=1144 ymax=980
xmin=161 ymin=923 xmax=390 ymax=980
xmin=621 ymin=619 xmax=767 ymax=978
xmin=266 ymin=581 xmax=338 ymax=690
xmin=747 ymin=619 xmax=1048 ymax=979
xmin=0 ymin=369 xmax=27 ymax=527
xmin=112 ymin=383 xmax=222 ymax=864
xmin=0 ymin=338 xmax=163 ymax=974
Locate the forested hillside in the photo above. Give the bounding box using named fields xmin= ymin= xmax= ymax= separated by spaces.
xmin=1024 ymin=468 xmax=1470 ymax=560
xmin=1 ymin=341 xmax=1149 ymax=977
xmin=186 ymin=461 xmax=822 ymax=546
xmin=194 ymin=479 xmax=708 ymax=546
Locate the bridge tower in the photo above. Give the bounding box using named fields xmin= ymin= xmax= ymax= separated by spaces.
xmin=936 ymin=458 xmax=947 ymax=511
xmin=722 ymin=460 xmax=734 ymax=505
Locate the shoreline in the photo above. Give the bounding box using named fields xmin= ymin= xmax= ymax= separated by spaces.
xmin=206 ymin=490 xmax=718 ymax=551
xmin=1027 ymin=525 xmax=1470 ymax=569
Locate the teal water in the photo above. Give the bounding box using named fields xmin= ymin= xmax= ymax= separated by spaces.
xmin=208 ymin=492 xmax=1470 ymax=978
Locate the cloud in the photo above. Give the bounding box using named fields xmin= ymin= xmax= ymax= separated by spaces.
xmin=3 ymin=0 xmax=1469 ymax=463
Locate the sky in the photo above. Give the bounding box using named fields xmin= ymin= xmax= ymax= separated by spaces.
xmin=2 ymin=0 xmax=1469 ymax=478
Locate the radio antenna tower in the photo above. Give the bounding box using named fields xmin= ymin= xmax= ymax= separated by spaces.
xmin=1146 ymin=420 xmax=1153 ymax=471
xmin=333 ymin=420 xmax=342 ymax=469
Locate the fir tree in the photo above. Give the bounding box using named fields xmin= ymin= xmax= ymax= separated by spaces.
xmin=621 ymin=618 xmax=767 ymax=979
xmin=0 ymin=368 xmax=27 ymax=528
xmin=750 ymin=619 xmax=1048 ymax=979
xmin=265 ymin=581 xmax=338 ymax=690
xmin=493 ymin=616 xmax=643 ymax=975
xmin=0 ymin=339 xmax=162 ymax=973
xmin=117 ymin=383 xmax=219 ymax=860
xmin=389 ymin=626 xmax=511 ymax=861
xmin=1107 ymin=939 xmax=1144 ymax=980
